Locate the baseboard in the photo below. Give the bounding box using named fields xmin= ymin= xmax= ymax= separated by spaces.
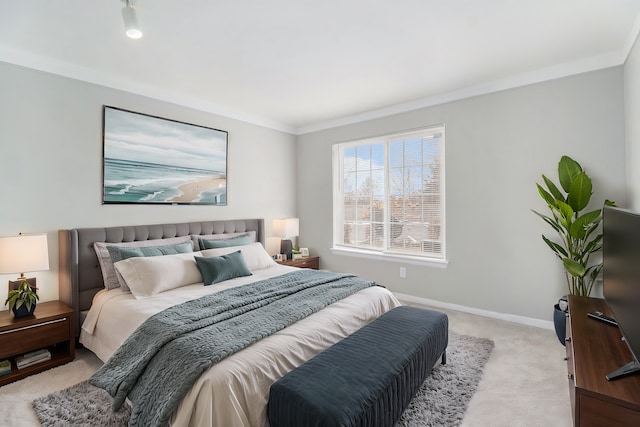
xmin=393 ymin=292 xmax=554 ymax=331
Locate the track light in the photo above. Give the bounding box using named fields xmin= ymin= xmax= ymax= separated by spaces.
xmin=122 ymin=0 xmax=143 ymax=39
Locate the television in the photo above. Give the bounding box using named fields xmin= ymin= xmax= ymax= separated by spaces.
xmin=603 ymin=206 xmax=640 ymax=380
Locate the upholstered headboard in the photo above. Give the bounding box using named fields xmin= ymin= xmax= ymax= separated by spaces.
xmin=58 ymin=219 xmax=264 ymax=337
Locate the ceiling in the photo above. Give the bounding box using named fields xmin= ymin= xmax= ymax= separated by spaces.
xmin=1 ymin=1 xmax=639 ymax=135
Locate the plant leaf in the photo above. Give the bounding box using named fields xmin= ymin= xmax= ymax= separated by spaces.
xmin=542 ymin=175 xmax=565 ymax=201
xmin=567 ymin=172 xmax=592 ymax=212
xmin=542 ymin=235 xmax=568 ymax=257
xmin=536 ymin=184 xmax=557 ymax=208
xmin=563 ymin=258 xmax=586 ymax=277
xmin=569 ymin=209 xmax=601 ymax=239
xmin=556 ymin=200 xmax=574 ymax=230
xmin=531 ymin=210 xmax=562 ymax=233
xmin=558 ymin=156 xmax=583 ymax=193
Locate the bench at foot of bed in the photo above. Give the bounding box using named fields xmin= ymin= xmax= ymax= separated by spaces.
xmin=267 ymin=305 xmax=449 ymax=427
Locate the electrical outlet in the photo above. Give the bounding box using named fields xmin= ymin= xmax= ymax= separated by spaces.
xmin=399 ymin=267 xmax=406 ymax=278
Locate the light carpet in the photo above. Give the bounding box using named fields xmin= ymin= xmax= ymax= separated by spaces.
xmin=27 ymin=333 xmax=493 ymax=427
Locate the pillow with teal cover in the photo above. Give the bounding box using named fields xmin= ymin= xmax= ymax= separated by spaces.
xmin=199 ymin=234 xmax=252 ymax=249
xmin=194 ymin=250 xmax=253 ymax=285
xmin=107 ymin=241 xmax=193 ymax=291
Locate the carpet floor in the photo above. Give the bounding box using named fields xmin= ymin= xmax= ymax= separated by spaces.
xmin=0 ymin=302 xmax=573 ymax=426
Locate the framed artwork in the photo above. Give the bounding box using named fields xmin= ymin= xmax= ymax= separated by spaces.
xmin=102 ymin=106 xmax=228 ymax=205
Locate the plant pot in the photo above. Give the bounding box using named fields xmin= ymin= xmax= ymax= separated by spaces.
xmin=13 ymin=303 xmax=36 ymax=318
xmin=553 ymin=303 xmax=567 ymax=346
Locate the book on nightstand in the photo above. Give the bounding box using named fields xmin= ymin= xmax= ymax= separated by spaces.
xmin=16 ymin=349 xmax=51 ymax=370
xmin=0 ymin=359 xmax=10 ymax=376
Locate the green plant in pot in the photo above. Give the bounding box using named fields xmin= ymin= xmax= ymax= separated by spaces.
xmin=4 ymin=280 xmax=39 ymax=318
xmin=532 ymin=155 xmax=615 ymax=344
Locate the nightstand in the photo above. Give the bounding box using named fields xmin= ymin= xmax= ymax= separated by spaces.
xmin=0 ymin=300 xmax=75 ymax=386
xmin=276 ymin=256 xmax=320 ymax=270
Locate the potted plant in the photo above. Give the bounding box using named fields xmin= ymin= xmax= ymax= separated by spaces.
xmin=532 ymin=155 xmax=614 ymax=345
xmin=4 ymin=280 xmax=39 ymax=318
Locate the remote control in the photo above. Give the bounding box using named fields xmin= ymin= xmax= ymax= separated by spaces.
xmin=587 ymin=311 xmax=618 ymax=326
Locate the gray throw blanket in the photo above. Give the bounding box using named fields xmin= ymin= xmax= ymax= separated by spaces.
xmin=89 ymin=269 xmax=377 ymax=427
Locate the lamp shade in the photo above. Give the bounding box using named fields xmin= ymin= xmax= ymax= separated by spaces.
xmin=273 ymin=218 xmax=299 ymax=238
xmin=0 ymin=234 xmax=49 ymax=275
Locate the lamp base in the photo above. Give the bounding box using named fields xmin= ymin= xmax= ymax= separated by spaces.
xmin=280 ymin=239 xmax=293 ymax=260
xmin=8 ymin=277 xmax=37 ymax=293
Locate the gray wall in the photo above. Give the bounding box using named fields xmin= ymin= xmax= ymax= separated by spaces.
xmin=297 ymin=68 xmax=627 ymax=322
xmin=0 ymin=62 xmax=297 ymax=303
xmin=625 ymin=36 xmax=640 ymax=209
xmin=0 ymin=59 xmax=631 ymax=323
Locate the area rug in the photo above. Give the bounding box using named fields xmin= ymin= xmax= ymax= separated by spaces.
xmin=33 ymin=333 xmax=493 ymax=427
xmin=395 ymin=333 xmax=495 ymax=427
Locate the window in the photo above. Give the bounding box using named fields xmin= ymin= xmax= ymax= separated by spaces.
xmin=332 ymin=125 xmax=445 ymax=261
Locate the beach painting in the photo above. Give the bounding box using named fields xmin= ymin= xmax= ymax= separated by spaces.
xmin=103 ymin=106 xmax=228 ymax=205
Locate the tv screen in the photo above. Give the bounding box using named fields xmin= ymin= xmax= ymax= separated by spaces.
xmin=603 ymin=206 xmax=640 ymax=380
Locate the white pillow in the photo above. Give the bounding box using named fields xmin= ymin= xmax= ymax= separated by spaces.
xmin=201 ymin=242 xmax=276 ymax=271
xmin=114 ymin=251 xmax=203 ymax=299
xmin=94 ymin=236 xmax=194 ymax=290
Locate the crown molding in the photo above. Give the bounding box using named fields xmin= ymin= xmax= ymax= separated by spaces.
xmin=0 ymin=45 xmax=296 ymax=135
xmin=295 ymin=50 xmax=625 ymax=135
xmin=0 ymin=43 xmax=630 ymax=137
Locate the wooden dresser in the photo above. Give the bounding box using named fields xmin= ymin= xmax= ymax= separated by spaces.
xmin=566 ymin=295 xmax=640 ymax=426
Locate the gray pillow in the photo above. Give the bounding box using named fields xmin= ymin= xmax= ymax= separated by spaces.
xmin=194 ymin=251 xmax=252 ymax=285
xmin=191 ymin=231 xmax=256 ymax=251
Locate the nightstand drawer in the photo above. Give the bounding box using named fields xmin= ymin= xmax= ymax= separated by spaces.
xmin=0 ymin=301 xmax=74 ymax=386
xmin=0 ymin=316 xmax=70 ymax=359
xmin=276 ymin=256 xmax=320 ymax=270
xmin=293 ymin=258 xmax=319 ymax=269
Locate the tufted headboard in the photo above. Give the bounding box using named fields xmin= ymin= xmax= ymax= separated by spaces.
xmin=58 ymin=219 xmax=264 ymax=337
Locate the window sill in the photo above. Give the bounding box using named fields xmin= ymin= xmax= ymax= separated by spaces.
xmin=330 ymin=246 xmax=448 ymax=268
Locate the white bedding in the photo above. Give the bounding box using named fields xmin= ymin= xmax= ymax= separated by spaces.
xmin=80 ymin=264 xmax=401 ymax=427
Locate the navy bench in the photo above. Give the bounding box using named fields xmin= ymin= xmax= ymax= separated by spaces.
xmin=268 ymin=305 xmax=449 ymax=427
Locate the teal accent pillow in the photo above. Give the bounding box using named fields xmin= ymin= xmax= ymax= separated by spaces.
xmin=108 ymin=241 xmax=193 ymax=263
xmin=194 ymin=251 xmax=253 ymax=285
xmin=199 ymin=234 xmax=252 ymax=249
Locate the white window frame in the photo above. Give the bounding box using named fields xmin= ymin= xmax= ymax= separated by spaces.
xmin=332 ymin=125 xmax=447 ymax=266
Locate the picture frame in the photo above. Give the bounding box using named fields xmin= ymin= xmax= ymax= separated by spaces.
xmin=300 ymin=247 xmax=309 ymax=257
xmin=102 ymin=106 xmax=228 ymax=205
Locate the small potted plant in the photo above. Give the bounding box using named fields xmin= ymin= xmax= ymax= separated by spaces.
xmin=4 ymin=281 xmax=39 ymax=318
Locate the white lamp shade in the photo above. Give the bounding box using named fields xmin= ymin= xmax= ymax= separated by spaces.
xmin=0 ymin=234 xmax=50 ymax=275
xmin=273 ymin=218 xmax=299 ymax=238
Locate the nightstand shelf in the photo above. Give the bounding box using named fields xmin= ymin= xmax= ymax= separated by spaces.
xmin=276 ymin=256 xmax=320 ymax=270
xmin=0 ymin=300 xmax=75 ymax=386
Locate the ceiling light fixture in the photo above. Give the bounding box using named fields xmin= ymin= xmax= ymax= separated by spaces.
xmin=122 ymin=0 xmax=143 ymax=39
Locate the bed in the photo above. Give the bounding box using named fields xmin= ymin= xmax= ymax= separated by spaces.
xmin=58 ymin=218 xmax=401 ymax=427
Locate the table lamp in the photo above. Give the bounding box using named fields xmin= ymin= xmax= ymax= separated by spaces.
xmin=273 ymin=218 xmax=299 ymax=260
xmin=0 ymin=233 xmax=50 ymax=291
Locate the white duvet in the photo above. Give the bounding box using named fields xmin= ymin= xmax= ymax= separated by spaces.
xmin=80 ymin=264 xmax=401 ymax=427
